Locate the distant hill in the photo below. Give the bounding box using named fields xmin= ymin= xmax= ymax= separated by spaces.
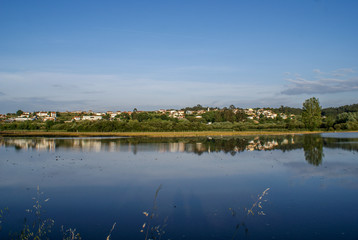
xmin=272 ymin=106 xmax=302 ymax=115
xmin=322 ymin=104 xmax=358 ymax=117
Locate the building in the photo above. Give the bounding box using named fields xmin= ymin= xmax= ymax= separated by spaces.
xmin=43 ymin=117 xmax=56 ymax=122
xmin=72 ymin=116 xmax=81 ymax=121
xmin=82 ymin=116 xmax=102 ymax=121
xmin=37 ymin=112 xmax=49 ymax=117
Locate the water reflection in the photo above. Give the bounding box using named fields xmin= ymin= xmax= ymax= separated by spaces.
xmin=1 ymin=133 xmax=358 ymax=239
xmin=1 ymin=134 xmax=357 ymax=162
xmin=303 ymin=134 xmax=324 ymax=166
xmin=1 ymin=135 xmax=299 ymax=153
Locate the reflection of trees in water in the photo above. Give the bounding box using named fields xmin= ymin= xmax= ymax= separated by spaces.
xmin=323 ymin=137 xmax=358 ymax=152
xmin=1 ymin=134 xmax=357 ymax=159
xmin=303 ymin=135 xmax=324 ymax=166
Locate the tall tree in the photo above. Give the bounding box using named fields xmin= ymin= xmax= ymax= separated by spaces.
xmin=16 ymin=110 xmax=24 ymax=116
xmin=302 ymin=97 xmax=322 ymax=130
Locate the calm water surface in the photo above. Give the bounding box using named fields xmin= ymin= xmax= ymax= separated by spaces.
xmin=0 ymin=133 xmax=358 ymax=239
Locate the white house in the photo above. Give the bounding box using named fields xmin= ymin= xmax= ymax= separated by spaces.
xmin=72 ymin=116 xmax=81 ymax=121
xmin=14 ymin=117 xmax=35 ymax=122
xmin=37 ymin=112 xmax=49 ymax=117
xmin=43 ymin=117 xmax=56 ymax=122
xmin=82 ymin=116 xmax=102 ymax=121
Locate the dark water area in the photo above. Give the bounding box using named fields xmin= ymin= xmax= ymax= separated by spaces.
xmin=0 ymin=133 xmax=358 ymax=239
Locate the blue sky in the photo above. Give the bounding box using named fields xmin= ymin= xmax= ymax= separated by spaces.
xmin=0 ymin=0 xmax=357 ymax=113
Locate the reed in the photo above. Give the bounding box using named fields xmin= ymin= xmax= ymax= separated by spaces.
xmin=230 ymin=188 xmax=270 ymax=240
xmin=1 ymin=186 xmax=271 ymax=239
xmin=61 ymin=226 xmax=82 ymax=240
xmin=141 ymin=185 xmax=168 ymax=240
xmin=0 ymin=207 xmax=9 ymax=232
xmin=11 ymin=186 xmax=55 ymax=240
xmin=106 ymin=222 xmax=116 ymax=240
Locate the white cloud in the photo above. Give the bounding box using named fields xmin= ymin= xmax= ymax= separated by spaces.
xmin=0 ymin=71 xmax=280 ymax=112
xmin=313 ymin=69 xmax=324 ymax=74
xmin=282 ymin=68 xmax=358 ymax=95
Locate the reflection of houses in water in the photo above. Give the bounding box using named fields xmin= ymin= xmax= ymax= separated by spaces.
xmin=81 ymin=140 xmax=102 ymax=152
xmin=108 ymin=142 xmax=118 ymax=152
xmin=36 ymin=139 xmax=55 ymax=151
xmin=169 ymin=143 xmax=178 ymax=152
xmin=7 ymin=139 xmax=34 ymax=149
xmin=246 ymin=139 xmax=278 ymax=151
xmin=2 ymin=138 xmax=56 ymax=151
xmin=158 ymin=143 xmax=167 ymax=153
xmin=2 ymin=135 xmax=355 ymax=156
xmin=157 ymin=142 xmax=186 ymax=153
xmin=168 ymin=142 xmax=185 ymax=152
xmin=186 ymin=143 xmax=194 ymax=153
xmin=281 ymin=137 xmax=295 ymax=145
xmin=73 ymin=139 xmax=81 ymax=148
xmin=195 ymin=142 xmax=206 ymax=153
xmin=1 ymin=136 xmax=291 ymax=153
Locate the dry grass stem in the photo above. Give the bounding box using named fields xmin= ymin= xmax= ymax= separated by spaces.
xmin=106 ymin=222 xmax=117 ymax=240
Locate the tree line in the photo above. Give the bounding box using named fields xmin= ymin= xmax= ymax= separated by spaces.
xmin=1 ymin=98 xmax=358 ymax=132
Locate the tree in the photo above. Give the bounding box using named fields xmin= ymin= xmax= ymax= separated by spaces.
xmin=302 ymin=97 xmax=322 ymax=130
xmin=103 ymin=113 xmax=111 ymax=120
xmin=119 ymin=112 xmax=130 ymax=121
xmin=16 ymin=110 xmax=24 ymax=116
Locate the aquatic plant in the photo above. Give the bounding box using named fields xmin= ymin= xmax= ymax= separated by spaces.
xmin=230 ymin=188 xmax=270 ymax=240
xmin=1 ymin=185 xmax=271 ymax=239
xmin=141 ymin=185 xmax=168 ymax=240
xmin=60 ymin=226 xmax=82 ymax=240
xmin=10 ymin=186 xmax=54 ymax=240
xmin=105 ymin=222 xmax=116 ymax=240
xmin=0 ymin=207 xmax=9 ymax=232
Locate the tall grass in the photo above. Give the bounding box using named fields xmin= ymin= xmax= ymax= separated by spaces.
xmin=230 ymin=188 xmax=270 ymax=240
xmin=1 ymin=186 xmax=271 ymax=239
xmin=141 ymin=185 xmax=168 ymax=240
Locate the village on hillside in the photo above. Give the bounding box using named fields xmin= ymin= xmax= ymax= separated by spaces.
xmin=0 ymin=107 xmax=294 ymax=123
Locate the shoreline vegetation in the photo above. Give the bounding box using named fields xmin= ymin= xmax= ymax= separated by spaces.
xmin=1 ymin=130 xmax=356 ymax=138
xmin=2 ymin=100 xmax=358 ymax=135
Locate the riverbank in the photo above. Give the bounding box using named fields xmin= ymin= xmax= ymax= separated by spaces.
xmin=0 ymin=130 xmax=330 ymax=138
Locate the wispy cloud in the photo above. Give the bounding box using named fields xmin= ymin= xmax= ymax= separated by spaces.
xmin=1 ymin=97 xmax=94 ymax=113
xmin=313 ymin=69 xmax=324 ymax=74
xmin=0 ymin=71 xmax=280 ymax=112
xmin=82 ymin=90 xmax=106 ymax=94
xmin=0 ymin=91 xmax=5 ymax=96
xmin=282 ymin=68 xmax=358 ymax=95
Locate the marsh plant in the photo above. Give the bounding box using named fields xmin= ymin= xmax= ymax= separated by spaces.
xmin=140 ymin=185 xmax=168 ymax=240
xmin=105 ymin=222 xmax=116 ymax=240
xmin=60 ymin=226 xmax=82 ymax=240
xmin=10 ymin=186 xmax=54 ymax=240
xmin=2 ymin=186 xmax=270 ymax=239
xmin=229 ymin=188 xmax=270 ymax=240
xmin=0 ymin=207 xmax=9 ymax=232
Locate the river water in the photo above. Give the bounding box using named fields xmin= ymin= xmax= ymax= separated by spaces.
xmin=0 ymin=133 xmax=357 ymax=239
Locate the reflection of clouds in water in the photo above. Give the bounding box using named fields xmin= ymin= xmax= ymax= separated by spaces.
xmin=283 ymin=161 xmax=358 ymax=189
xmin=1 ymin=134 xmax=358 ymax=188
xmin=0 ymin=150 xmax=283 ymax=187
